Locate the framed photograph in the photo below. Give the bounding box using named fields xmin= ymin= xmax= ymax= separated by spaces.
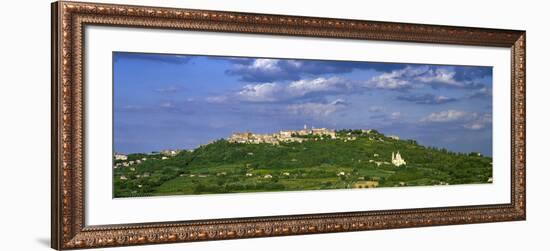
xmin=51 ymin=1 xmax=526 ymax=249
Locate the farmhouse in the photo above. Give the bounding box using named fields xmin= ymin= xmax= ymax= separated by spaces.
xmin=353 ymin=181 xmax=379 ymax=188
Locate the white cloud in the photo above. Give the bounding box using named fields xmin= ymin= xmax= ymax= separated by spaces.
xmin=205 ymin=96 xmax=228 ymax=103
xmin=154 ymin=86 xmax=179 ymax=93
xmin=287 ymin=99 xmax=347 ymax=117
xmin=434 ymin=95 xmax=454 ymax=103
xmin=287 ymin=77 xmax=352 ymax=97
xmin=236 ymin=82 xmax=283 ymax=102
xmin=368 ymin=66 xmax=480 ymax=90
xmin=331 ymin=98 xmax=348 ymax=106
xmin=421 ymin=110 xmax=492 ymax=130
xmin=210 ymin=65 xmax=486 ymax=103
xmin=397 ymin=93 xmax=457 ymax=105
xmin=160 ymin=102 xmax=176 ymax=109
xmin=227 ymin=59 xmax=286 ymax=82
xmin=415 ymin=68 xmax=462 ymax=87
xmin=468 ymin=87 xmax=492 ymax=99
xmin=464 ymin=113 xmax=492 ymax=130
xmin=367 ymin=67 xmax=416 ymax=89
xmin=390 ymin=112 xmax=402 ymax=119
xmin=287 ymin=60 xmax=303 ymax=68
xmin=250 ymin=59 xmax=281 ymax=72
xmin=230 ymin=77 xmax=356 ymax=103
xmin=420 ymin=110 xmax=470 ymax=123
xmin=121 ymin=105 xmax=142 ymax=111
xmin=369 ymin=106 xmax=384 ymax=112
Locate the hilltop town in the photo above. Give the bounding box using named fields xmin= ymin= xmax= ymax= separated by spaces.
xmin=228 ymin=124 xmax=400 ymax=145
xmin=228 ymin=124 xmax=336 ymax=144
xmin=227 ymin=125 xmax=407 ymax=167
xmin=113 ymin=127 xmax=492 ymax=197
xmin=114 ymin=125 xmax=409 ymax=172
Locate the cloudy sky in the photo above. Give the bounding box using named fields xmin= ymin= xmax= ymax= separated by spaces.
xmin=114 ymin=52 xmax=493 ymax=156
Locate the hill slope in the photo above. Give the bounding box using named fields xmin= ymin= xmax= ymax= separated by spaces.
xmin=114 ymin=130 xmax=492 ymax=197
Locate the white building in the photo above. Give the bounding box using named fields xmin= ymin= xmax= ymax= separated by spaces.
xmin=114 ymin=154 xmax=127 ymax=160
xmin=161 ymin=150 xmax=180 ymax=156
xmin=279 ymin=130 xmax=293 ymax=139
xmin=391 ymin=152 xmax=407 ymax=167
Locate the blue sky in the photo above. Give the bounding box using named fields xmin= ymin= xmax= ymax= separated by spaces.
xmin=114 ymin=52 xmax=493 ymax=156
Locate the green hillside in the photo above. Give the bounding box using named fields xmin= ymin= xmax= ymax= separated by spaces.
xmin=113 ymin=130 xmax=492 ymax=197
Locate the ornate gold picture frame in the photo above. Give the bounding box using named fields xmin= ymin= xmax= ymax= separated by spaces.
xmin=51 ymin=1 xmax=526 ymax=249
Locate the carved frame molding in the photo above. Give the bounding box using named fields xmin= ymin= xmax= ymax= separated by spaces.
xmin=51 ymin=1 xmax=526 ymax=249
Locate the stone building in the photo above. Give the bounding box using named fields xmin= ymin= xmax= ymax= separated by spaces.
xmin=228 ymin=132 xmax=253 ymax=143
xmin=353 ymin=181 xmax=379 ymax=188
xmin=114 ymin=154 xmax=128 ymax=160
xmin=311 ymin=128 xmax=336 ymax=138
